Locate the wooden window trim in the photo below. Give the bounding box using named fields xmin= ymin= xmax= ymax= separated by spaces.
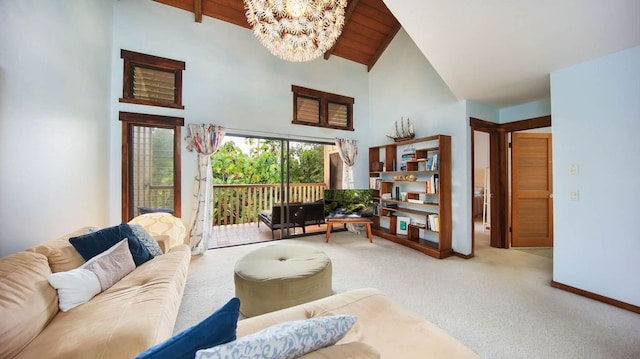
xmin=292 ymin=85 xmax=354 ymax=131
xmin=120 ymin=50 xmax=185 ymax=109
xmin=119 ymin=112 xmax=184 ymax=222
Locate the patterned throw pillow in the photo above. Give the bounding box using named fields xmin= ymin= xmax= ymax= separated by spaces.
xmin=129 ymin=224 xmax=164 ymax=257
xmin=195 ymin=315 xmax=357 ymax=359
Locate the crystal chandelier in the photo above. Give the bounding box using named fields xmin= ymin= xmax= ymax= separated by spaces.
xmin=243 ymin=0 xmax=348 ymax=62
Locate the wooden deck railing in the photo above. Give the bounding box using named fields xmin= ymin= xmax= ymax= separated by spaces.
xmin=212 ymin=183 xmax=327 ymax=226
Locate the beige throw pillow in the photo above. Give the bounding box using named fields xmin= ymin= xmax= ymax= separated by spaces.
xmin=83 ymin=238 xmax=136 ymax=290
xmin=47 ymin=239 xmax=136 ymax=311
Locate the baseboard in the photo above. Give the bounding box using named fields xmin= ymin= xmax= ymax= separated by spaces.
xmin=453 ymin=251 xmax=473 ymax=259
xmin=550 ymin=280 xmax=640 ymax=314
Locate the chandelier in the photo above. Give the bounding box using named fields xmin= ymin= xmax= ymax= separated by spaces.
xmin=243 ymin=0 xmax=348 ymax=62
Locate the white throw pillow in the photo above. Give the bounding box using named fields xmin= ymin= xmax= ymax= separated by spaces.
xmin=47 ymin=239 xmax=136 ymax=311
xmin=47 ymin=268 xmax=101 ymax=312
xmin=195 ymin=315 xmax=357 ymax=359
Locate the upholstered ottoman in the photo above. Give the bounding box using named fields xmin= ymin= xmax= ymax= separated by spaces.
xmin=234 ymin=244 xmax=332 ymax=317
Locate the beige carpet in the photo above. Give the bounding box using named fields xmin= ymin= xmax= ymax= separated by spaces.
xmin=175 ymin=231 xmax=640 ymax=359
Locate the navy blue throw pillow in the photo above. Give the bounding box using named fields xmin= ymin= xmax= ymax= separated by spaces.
xmin=135 ymin=297 xmax=241 ymax=359
xmin=69 ymin=223 xmax=153 ymax=266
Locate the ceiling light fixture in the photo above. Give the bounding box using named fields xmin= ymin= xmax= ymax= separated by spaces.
xmin=243 ymin=0 xmax=348 ymax=62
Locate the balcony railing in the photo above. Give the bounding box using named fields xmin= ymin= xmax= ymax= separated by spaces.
xmin=212 ymin=183 xmax=327 ymax=226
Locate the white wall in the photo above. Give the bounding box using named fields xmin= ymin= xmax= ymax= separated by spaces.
xmin=369 ymin=29 xmax=475 ymax=255
xmin=551 ymin=45 xmax=640 ymax=306
xmin=109 ymin=0 xmax=370 ymax=225
xmin=0 ymin=0 xmax=113 ymax=256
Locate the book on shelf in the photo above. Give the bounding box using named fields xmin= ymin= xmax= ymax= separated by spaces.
xmin=427 ymin=214 xmax=439 ymax=232
xmin=426 ymin=174 xmax=439 ymax=194
xmin=407 ymin=199 xmax=423 ymax=204
xmin=369 ymin=177 xmax=382 ymax=190
xmin=426 ymin=153 xmax=439 ymax=170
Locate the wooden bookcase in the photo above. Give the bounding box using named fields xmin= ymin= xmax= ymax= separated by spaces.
xmin=368 ymin=135 xmax=452 ymax=259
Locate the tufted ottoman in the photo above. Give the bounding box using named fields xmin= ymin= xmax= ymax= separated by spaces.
xmin=234 ymin=244 xmax=332 ymax=317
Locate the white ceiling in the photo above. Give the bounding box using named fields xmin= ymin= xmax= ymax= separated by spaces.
xmin=383 ymin=0 xmax=640 ymax=107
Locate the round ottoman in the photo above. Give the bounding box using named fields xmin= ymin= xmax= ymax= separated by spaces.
xmin=234 ymin=244 xmax=332 ymax=317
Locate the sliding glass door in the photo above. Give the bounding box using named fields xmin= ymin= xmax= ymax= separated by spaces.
xmin=208 ymin=135 xmax=336 ymax=246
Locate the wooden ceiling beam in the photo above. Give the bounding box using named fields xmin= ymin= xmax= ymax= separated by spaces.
xmin=367 ymin=20 xmax=401 ymax=72
xmin=324 ymin=0 xmax=361 ymax=60
xmin=194 ymin=0 xmax=203 ymax=23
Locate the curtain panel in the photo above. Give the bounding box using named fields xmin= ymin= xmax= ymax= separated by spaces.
xmin=185 ymin=124 xmax=225 ymax=255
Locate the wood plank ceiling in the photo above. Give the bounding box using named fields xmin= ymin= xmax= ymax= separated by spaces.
xmin=153 ymin=0 xmax=401 ymax=71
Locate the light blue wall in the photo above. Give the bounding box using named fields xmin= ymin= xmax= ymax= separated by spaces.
xmin=551 ymin=45 xmax=640 ymax=306
xmin=369 ymin=30 xmax=474 ymax=255
xmin=500 ymin=98 xmax=551 ymax=123
xmin=467 ymin=101 xmax=499 ymax=123
xmin=0 ymin=0 xmax=113 ymax=256
xmin=110 ymin=0 xmax=371 ymax=225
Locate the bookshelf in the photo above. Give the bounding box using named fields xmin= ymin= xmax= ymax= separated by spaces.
xmin=368 ymin=135 xmax=452 ymax=259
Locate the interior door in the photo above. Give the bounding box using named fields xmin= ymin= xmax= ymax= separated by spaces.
xmin=511 ymin=133 xmax=553 ymax=247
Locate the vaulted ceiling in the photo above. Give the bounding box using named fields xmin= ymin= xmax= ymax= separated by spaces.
xmin=154 ymin=0 xmax=640 ymax=108
xmin=154 ymin=0 xmax=401 ymax=71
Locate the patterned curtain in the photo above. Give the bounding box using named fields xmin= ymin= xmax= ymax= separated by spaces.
xmin=185 ymin=124 xmax=225 ymax=255
xmin=335 ymin=138 xmax=359 ymax=232
xmin=334 ymin=138 xmax=357 ymax=189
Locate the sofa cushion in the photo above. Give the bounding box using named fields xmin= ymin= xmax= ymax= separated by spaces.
xmin=297 ymin=342 xmax=380 ymax=359
xmin=47 ymin=239 xmax=136 ymax=312
xmin=0 ymin=251 xmax=59 ymax=359
xmin=69 ymin=223 xmax=153 ymax=266
xmin=135 ymin=297 xmax=240 ymax=359
xmin=196 ymin=315 xmax=357 ymax=359
xmin=27 ymin=227 xmax=93 ymax=273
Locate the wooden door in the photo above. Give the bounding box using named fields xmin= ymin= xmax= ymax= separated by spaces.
xmin=511 ymin=133 xmax=553 ymax=247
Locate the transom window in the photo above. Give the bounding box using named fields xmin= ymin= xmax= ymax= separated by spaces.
xmin=292 ymin=85 xmax=354 ymax=131
xmin=120 ymin=50 xmax=185 ymax=109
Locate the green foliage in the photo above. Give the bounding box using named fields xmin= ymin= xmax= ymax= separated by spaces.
xmin=151 ymin=128 xmax=174 ymax=186
xmin=210 ymin=139 xmax=324 ymax=184
xmin=209 ymin=138 xmax=326 ymax=225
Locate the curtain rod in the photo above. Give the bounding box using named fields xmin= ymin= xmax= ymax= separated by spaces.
xmin=223 ymin=127 xmax=339 ymax=144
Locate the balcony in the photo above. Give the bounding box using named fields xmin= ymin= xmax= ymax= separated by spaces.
xmin=209 ymin=183 xmax=328 ymax=248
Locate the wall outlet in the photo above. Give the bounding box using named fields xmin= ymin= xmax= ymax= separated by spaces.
xmin=569 ymin=191 xmax=580 ymax=201
xmin=569 ymin=164 xmax=579 ymax=175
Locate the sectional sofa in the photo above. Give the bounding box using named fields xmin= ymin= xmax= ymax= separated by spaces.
xmin=0 ymin=226 xmax=191 ymax=359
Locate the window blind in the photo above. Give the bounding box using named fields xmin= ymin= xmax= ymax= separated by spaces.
xmin=327 ymin=102 xmax=348 ymax=127
xmin=132 ymin=66 xmax=176 ymax=103
xmin=296 ymin=96 xmax=321 ymax=124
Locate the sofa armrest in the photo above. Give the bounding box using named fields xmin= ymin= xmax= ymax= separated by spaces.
xmin=236 ymin=288 xmax=480 ymax=359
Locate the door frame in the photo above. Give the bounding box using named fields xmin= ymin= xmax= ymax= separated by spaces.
xmin=469 ymin=115 xmax=551 ymax=256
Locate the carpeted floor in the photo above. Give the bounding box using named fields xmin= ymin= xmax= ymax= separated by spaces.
xmin=175 ymin=231 xmax=640 ymax=359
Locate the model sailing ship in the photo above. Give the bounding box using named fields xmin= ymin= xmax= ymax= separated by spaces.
xmin=386 ymin=117 xmax=415 ymax=142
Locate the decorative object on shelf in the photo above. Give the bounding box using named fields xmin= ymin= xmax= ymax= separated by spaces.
xmin=243 ymin=0 xmax=348 ymax=62
xmin=396 ymin=216 xmax=410 ymax=235
xmin=386 ymin=117 xmax=415 ymax=142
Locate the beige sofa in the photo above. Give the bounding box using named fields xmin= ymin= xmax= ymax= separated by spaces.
xmin=0 ymin=227 xmax=191 ymax=359
xmin=236 ymin=288 xmax=480 ymax=358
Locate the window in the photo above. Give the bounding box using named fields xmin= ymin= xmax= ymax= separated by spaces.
xmin=120 ymin=112 xmax=183 ymax=221
xmin=120 ymin=50 xmax=185 ymax=109
xmin=292 ymin=85 xmax=354 ymax=131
